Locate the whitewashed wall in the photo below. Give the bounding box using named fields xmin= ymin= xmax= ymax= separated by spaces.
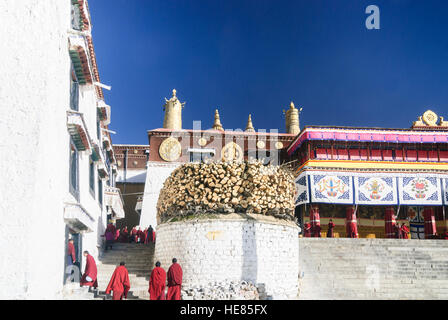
xmin=139 ymin=162 xmax=180 ymax=228
xmin=0 ymin=0 xmax=106 ymax=299
xmin=155 ymin=218 xmax=299 ymax=299
xmin=0 ymin=0 xmax=72 ymax=299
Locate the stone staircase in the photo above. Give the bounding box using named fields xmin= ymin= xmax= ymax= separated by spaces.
xmin=92 ymin=242 xmax=155 ymax=300
xmin=298 ymin=238 xmax=448 ymax=300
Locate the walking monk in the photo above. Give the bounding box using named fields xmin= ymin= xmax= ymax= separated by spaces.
xmin=303 ymin=222 xmax=311 ymax=237
xmin=149 ymin=261 xmax=166 ymax=300
xmin=148 ymin=225 xmax=154 ymax=243
xmin=67 ymin=239 xmax=76 ymax=266
xmin=400 ymin=223 xmax=410 ymax=239
xmin=105 ymin=262 xmax=130 ymax=300
xmin=327 ymin=219 xmax=335 ymax=238
xmin=80 ymin=250 xmax=98 ymax=289
xmin=166 ymin=258 xmax=183 ymax=300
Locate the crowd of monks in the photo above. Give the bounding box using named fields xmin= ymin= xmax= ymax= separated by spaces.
xmin=68 ymin=222 xmax=184 ymax=300
xmin=103 ymin=223 xmax=156 ymax=246
xmin=73 ymin=240 xmax=183 ymax=300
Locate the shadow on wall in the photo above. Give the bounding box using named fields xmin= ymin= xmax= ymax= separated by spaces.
xmin=97 ymin=217 xmax=105 ymax=258
xmin=241 ymin=220 xmax=271 ymax=298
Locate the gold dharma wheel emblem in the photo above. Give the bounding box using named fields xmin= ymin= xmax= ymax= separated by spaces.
xmin=422 ymin=110 xmax=438 ymax=126
xmin=198 ymin=137 xmax=207 ymax=147
xmin=275 ymin=141 xmax=284 ymax=149
xmin=159 ymin=137 xmax=181 ymax=162
xmin=256 ymin=140 xmax=265 ymax=149
xmin=221 ymin=142 xmax=243 ymax=162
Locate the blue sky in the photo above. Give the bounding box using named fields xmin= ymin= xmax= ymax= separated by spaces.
xmin=89 ymin=0 xmax=448 ymax=145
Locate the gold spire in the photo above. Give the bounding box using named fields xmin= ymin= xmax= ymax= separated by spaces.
xmin=245 ymin=114 xmax=255 ymax=132
xmin=163 ymin=88 xmax=184 ymax=130
xmin=284 ymin=101 xmax=301 ymax=135
xmin=212 ymin=109 xmax=224 ymax=131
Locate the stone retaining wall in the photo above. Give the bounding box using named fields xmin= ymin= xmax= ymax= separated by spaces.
xmin=154 ymin=216 xmax=299 ymax=299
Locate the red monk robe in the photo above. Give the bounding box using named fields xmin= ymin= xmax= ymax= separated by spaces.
xmin=303 ymin=223 xmax=311 ymax=237
xmin=106 ymin=223 xmax=116 ymax=234
xmin=131 ymin=227 xmax=137 ymax=242
xmin=119 ymin=227 xmax=128 ymax=243
xmin=401 ymin=225 xmax=410 ymax=239
xmin=144 ymin=229 xmax=150 ymax=244
xmin=141 ymin=229 xmax=147 ymax=244
xmin=105 ymin=265 xmax=130 ymax=300
xmin=327 ymin=221 xmax=335 ymax=238
xmin=149 ymin=267 xmax=166 ymax=300
xmin=443 ymin=230 xmax=448 ymax=240
xmin=80 ymin=254 xmax=98 ymax=288
xmin=166 ymin=262 xmax=183 ymax=300
xmin=68 ymin=241 xmax=76 ymax=264
xmin=152 ymin=231 xmax=156 ymax=243
xmin=137 ymin=229 xmax=144 ymax=243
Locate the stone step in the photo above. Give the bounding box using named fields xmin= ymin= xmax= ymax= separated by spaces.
xmin=298 ymin=238 xmax=448 ymax=299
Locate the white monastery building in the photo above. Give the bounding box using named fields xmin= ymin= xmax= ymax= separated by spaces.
xmin=0 ymin=0 xmax=124 ymax=299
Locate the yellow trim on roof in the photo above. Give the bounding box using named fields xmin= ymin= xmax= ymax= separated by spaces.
xmin=296 ymin=159 xmax=448 ymax=173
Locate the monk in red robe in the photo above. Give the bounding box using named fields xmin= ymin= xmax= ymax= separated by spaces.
xmin=303 ymin=222 xmax=311 ymax=237
xmin=105 ymin=262 xmax=130 ymax=300
xmin=131 ymin=227 xmax=137 ymax=243
xmin=166 ymin=258 xmax=183 ymax=300
xmin=80 ymin=250 xmax=98 ymax=289
xmin=137 ymin=228 xmax=144 ymax=243
xmin=400 ymin=223 xmax=410 ymax=239
xmin=106 ymin=223 xmax=116 ymax=235
xmin=149 ymin=261 xmax=166 ymax=300
xmin=119 ymin=226 xmax=129 ymax=243
xmin=141 ymin=228 xmax=147 ymax=244
xmin=313 ymin=224 xmax=322 ymax=237
xmin=67 ymin=239 xmax=76 ymax=266
xmin=327 ymin=219 xmax=335 ymax=238
xmin=148 ymin=225 xmax=154 ymax=243
xmin=442 ymin=228 xmax=448 ymax=240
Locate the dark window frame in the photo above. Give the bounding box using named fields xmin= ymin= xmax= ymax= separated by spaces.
xmin=89 ymin=156 xmax=95 ymax=198
xmin=69 ymin=141 xmax=80 ymax=202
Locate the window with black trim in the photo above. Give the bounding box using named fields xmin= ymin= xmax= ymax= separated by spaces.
xmin=70 ymin=66 xmax=79 ymax=111
xmin=89 ymin=156 xmax=95 ymax=197
xmin=98 ymin=178 xmax=103 ymax=208
xmin=69 ymin=142 xmax=79 ymax=201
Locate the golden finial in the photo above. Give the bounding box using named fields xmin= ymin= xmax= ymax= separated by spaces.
xmin=172 ymin=88 xmax=177 ymax=97
xmin=245 ymin=114 xmax=255 ymax=132
xmin=290 ymin=101 xmax=296 ymax=109
xmin=212 ymin=109 xmax=224 ymax=131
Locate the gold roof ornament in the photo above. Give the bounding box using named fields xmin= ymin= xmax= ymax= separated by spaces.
xmin=412 ymin=110 xmax=448 ymax=129
xmin=159 ymin=137 xmax=181 ymax=162
xmin=422 ymin=110 xmax=438 ymax=126
xmin=163 ymin=88 xmax=185 ymax=130
xmin=245 ymin=114 xmax=255 ymax=132
xmin=212 ymin=109 xmax=224 ymax=131
xmin=283 ymin=101 xmax=302 ymax=135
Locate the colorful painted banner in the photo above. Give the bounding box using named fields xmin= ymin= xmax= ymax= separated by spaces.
xmin=295 ymin=170 xmax=447 ymax=206
xmin=355 ymin=176 xmax=397 ymax=205
xmin=295 ymin=173 xmax=309 ymax=205
xmin=398 ymin=176 xmax=442 ymax=205
xmin=309 ymin=174 xmax=354 ymax=204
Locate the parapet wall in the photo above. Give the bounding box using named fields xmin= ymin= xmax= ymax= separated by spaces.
xmin=154 ymin=215 xmax=299 ymax=299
